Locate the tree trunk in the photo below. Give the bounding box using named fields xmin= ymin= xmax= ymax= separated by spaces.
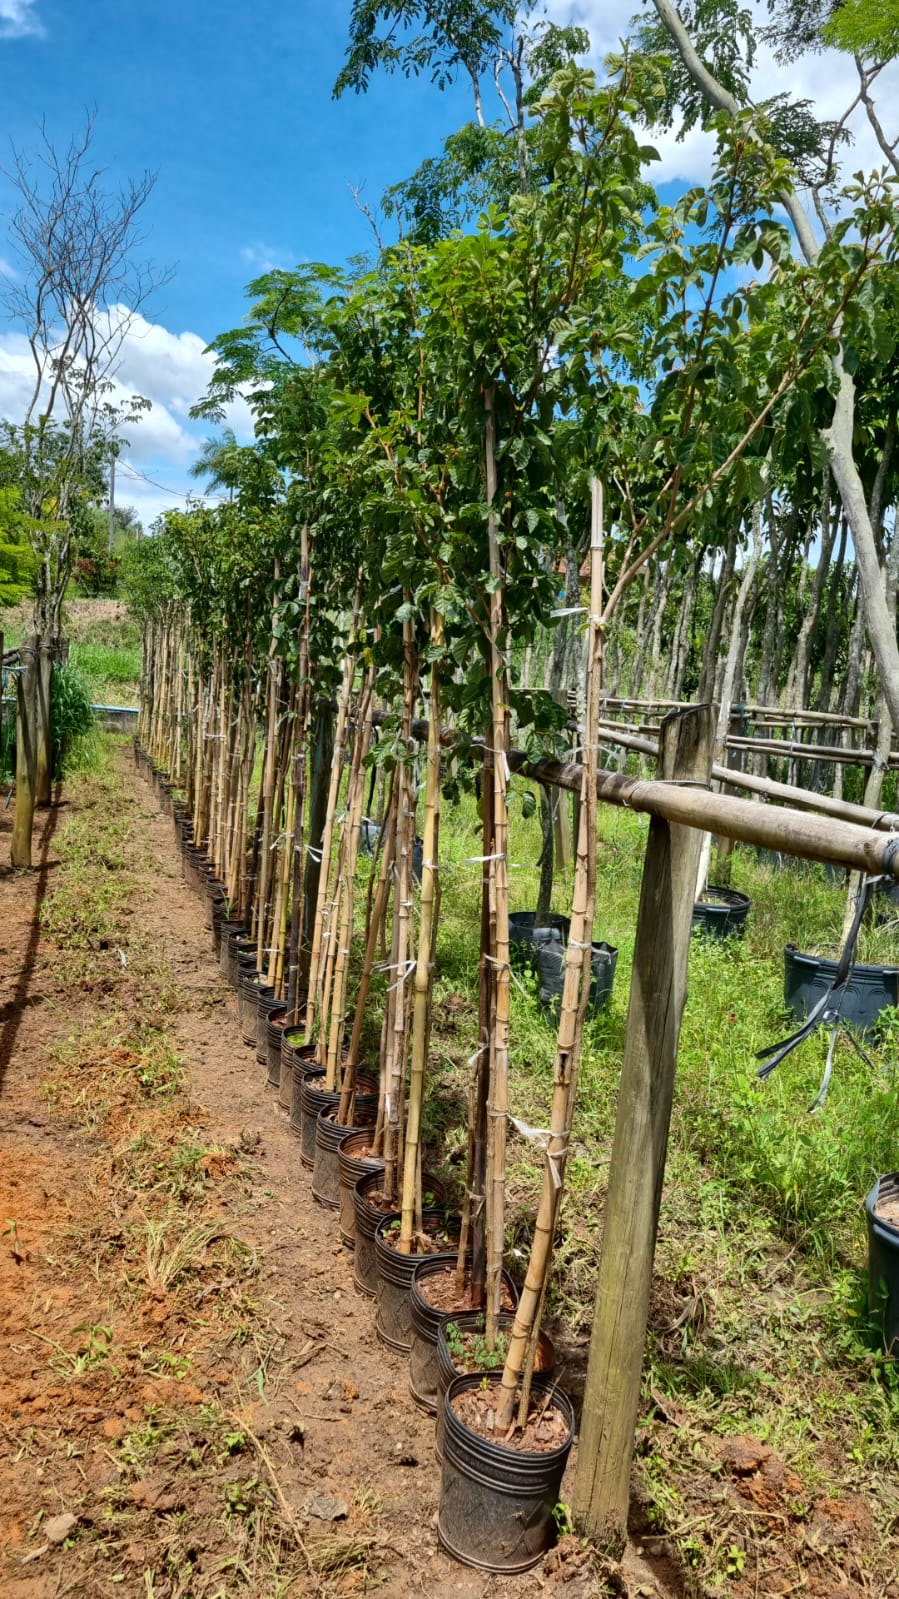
xmin=34 ymin=639 xmax=54 ymax=805
xmin=11 ymin=641 xmax=38 ymax=868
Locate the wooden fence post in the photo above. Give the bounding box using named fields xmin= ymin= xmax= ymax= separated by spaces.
xmin=572 ymin=702 xmax=716 ymax=1551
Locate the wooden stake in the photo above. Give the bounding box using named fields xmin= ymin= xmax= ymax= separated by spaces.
xmin=572 ymin=702 xmax=715 ymax=1551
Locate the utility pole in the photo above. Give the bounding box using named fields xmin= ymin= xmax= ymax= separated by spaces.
xmin=108 ymin=452 xmax=116 ymax=554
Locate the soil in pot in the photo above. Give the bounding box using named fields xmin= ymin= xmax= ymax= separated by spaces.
xmin=311 ymin=1104 xmax=377 ymax=1210
xmin=353 ymin=1172 xmax=447 ymax=1298
xmin=691 ymin=885 xmax=751 ymax=940
xmin=438 ymin=1372 xmax=574 ymax=1574
xmin=784 ymin=944 xmax=899 ymax=1033
xmin=299 ymin=1070 xmax=377 ymax=1168
xmin=409 ymin=1260 xmax=517 ymax=1414
xmin=374 ymin=1213 xmax=461 ymax=1353
xmin=434 ymin=1314 xmax=555 ymax=1462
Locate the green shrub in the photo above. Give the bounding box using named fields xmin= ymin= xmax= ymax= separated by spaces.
xmin=52 ymin=662 xmax=98 ymax=776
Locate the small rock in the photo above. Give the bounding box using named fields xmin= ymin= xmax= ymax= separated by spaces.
xmin=45 ymin=1513 xmax=77 ymax=1545
xmin=305 ymin=1493 xmax=348 ymax=1522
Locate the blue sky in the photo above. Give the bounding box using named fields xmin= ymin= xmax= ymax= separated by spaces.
xmin=0 ymin=0 xmax=889 ymax=524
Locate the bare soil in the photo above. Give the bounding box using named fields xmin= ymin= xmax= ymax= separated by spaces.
xmin=0 ymin=744 xmax=891 ymax=1599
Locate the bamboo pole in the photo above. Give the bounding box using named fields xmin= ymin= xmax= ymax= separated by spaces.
xmin=324 ymin=673 xmax=374 ymax=1089
xmin=304 ymin=647 xmax=356 ymax=1037
xmin=572 ymin=704 xmax=716 ymax=1550
xmin=337 ymin=775 xmax=397 ymax=1125
xmin=495 ymin=478 xmax=605 ymax=1433
xmin=399 ymin=613 xmax=443 ymax=1252
xmin=484 ymin=386 xmax=511 ymax=1345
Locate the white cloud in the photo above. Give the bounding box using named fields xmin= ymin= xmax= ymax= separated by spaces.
xmin=545 ymin=0 xmax=899 ymax=186
xmin=240 ymin=242 xmax=294 ymax=274
xmin=0 ymin=0 xmax=43 ymax=39
xmin=0 ymin=308 xmax=255 ymax=526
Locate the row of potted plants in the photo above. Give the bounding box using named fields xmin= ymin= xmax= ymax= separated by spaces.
xmin=136 ymin=742 xmax=576 ymax=1575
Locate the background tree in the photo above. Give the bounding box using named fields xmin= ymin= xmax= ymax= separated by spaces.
xmin=2 ymin=114 xmax=164 ymax=862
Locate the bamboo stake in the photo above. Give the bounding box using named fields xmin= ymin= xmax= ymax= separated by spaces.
xmin=495 ymin=479 xmax=605 ymax=1433
xmin=483 ymin=386 xmax=511 ymax=1346
xmin=399 ymin=613 xmax=443 ymax=1252
xmin=304 ymin=644 xmax=357 ymax=1037
xmin=337 ymin=774 xmax=398 ymax=1125
xmin=382 ymin=617 xmax=417 ymax=1206
xmin=324 ymin=673 xmax=374 ymax=1089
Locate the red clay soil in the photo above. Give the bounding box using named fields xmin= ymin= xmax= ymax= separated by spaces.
xmin=0 ymin=750 xmax=890 ymax=1599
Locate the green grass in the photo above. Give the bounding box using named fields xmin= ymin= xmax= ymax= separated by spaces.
xmin=69 ymin=640 xmax=141 ymax=705
xmin=411 ymin=773 xmax=899 ymax=1578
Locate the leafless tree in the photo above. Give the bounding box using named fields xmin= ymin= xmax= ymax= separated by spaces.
xmin=2 ymin=113 xmax=169 ymax=861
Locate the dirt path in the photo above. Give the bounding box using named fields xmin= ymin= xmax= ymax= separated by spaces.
xmin=4 ymin=747 xmax=665 ymax=1599
xmin=2 ymin=744 xmax=890 ymax=1599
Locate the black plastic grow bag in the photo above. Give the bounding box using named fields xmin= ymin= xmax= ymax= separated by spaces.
xmin=691 ymin=886 xmax=751 ymax=940
xmin=784 ymin=944 xmax=899 ymax=1033
xmin=866 ymin=1173 xmax=899 ymax=1355
xmin=532 ymin=930 xmax=617 ymax=1018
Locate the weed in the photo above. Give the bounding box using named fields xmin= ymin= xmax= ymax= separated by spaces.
xmin=141 ymin=1213 xmax=234 ymax=1293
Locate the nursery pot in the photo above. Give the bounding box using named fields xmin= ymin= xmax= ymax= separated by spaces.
xmin=374 ymin=1211 xmax=461 ymax=1353
xmin=508 ymin=911 xmax=570 ymax=965
xmin=255 ymin=991 xmax=285 ymax=1065
xmin=311 ymin=1104 xmax=378 ymax=1210
xmin=409 ymin=1258 xmax=519 ymax=1414
xmin=274 ymin=1007 xmax=308 ymax=1108
xmin=866 ymin=1173 xmax=899 ymax=1354
xmin=438 ymin=1372 xmax=574 ymax=1574
xmin=533 ymin=931 xmax=618 ymax=1019
xmin=265 ymin=1010 xmax=292 ymax=1093
xmin=299 ymin=1069 xmax=378 ymax=1169
xmin=338 ymin=1135 xmax=386 ymax=1249
xmin=217 ymin=921 xmax=244 ymax=978
xmin=691 ymin=885 xmax=751 ymax=940
xmin=288 ymin=1044 xmax=320 ymax=1138
xmin=238 ymin=971 xmax=268 ymax=1046
xmin=784 ymin=944 xmax=899 ymax=1033
xmin=435 ymin=1312 xmax=555 ymax=1463
xmin=353 ymin=1170 xmax=448 ymax=1297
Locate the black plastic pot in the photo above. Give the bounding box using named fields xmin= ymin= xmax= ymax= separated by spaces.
xmin=338 ymin=1134 xmax=385 ymax=1249
xmin=264 ymin=1007 xmax=290 ymax=1087
xmin=374 ymin=1212 xmax=461 ymax=1353
xmin=533 ymin=931 xmax=618 ymax=1019
xmin=311 ymin=1105 xmax=378 ymax=1210
xmin=299 ymin=1070 xmax=378 ymax=1170
xmin=434 ymin=1312 xmax=555 ymax=1463
xmin=784 ymin=944 xmax=899 ymax=1033
xmin=287 ymin=1044 xmax=319 ymax=1138
xmin=409 ymin=1259 xmax=519 ymax=1414
xmin=352 ymin=1170 xmax=448 ymax=1298
xmin=238 ymin=971 xmax=268 ymax=1046
xmin=218 ymin=921 xmax=246 ymax=980
xmin=509 ymin=911 xmax=570 ymax=966
xmin=200 ymin=874 xmax=226 ymax=932
xmin=866 ymin=1173 xmax=899 ymax=1354
xmin=256 ymin=991 xmax=285 ymax=1066
xmin=438 ymin=1373 xmax=574 ymax=1574
xmin=691 ymin=885 xmax=751 ymax=940
xmin=265 ymin=1010 xmax=291 ymax=1100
